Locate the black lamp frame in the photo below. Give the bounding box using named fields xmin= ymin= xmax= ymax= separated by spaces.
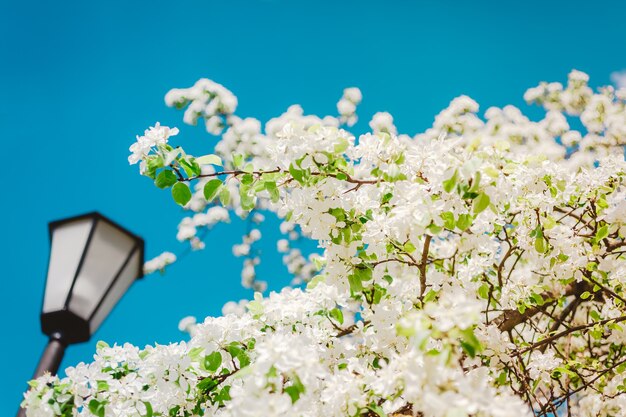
xmin=41 ymin=212 xmax=145 ymax=345
xmin=17 ymin=212 xmax=144 ymax=417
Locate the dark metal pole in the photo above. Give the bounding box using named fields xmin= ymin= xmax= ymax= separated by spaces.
xmin=33 ymin=337 xmax=66 ymax=377
xmin=16 ymin=334 xmax=67 ymax=417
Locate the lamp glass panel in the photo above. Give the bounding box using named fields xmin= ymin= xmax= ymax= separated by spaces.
xmin=89 ymin=249 xmax=140 ymax=333
xmin=43 ymin=218 xmax=93 ymax=314
xmin=68 ymin=220 xmax=136 ymax=321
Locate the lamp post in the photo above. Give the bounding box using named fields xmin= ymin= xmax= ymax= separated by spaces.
xmin=17 ymin=212 xmax=144 ymax=417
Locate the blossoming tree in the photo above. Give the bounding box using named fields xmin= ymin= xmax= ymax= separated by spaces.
xmin=23 ymin=71 xmax=626 ymax=417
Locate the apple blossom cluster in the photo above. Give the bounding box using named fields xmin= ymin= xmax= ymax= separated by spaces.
xmin=165 ymin=79 xmax=238 ymax=135
xmin=232 ymin=228 xmax=267 ymax=291
xmin=176 ymin=206 xmax=231 ymax=251
xmin=143 ymin=251 xmax=177 ymax=275
xmin=337 ymin=87 xmax=362 ymax=127
xmin=24 ymin=71 xmax=626 ymax=417
xmin=128 ymin=123 xmax=179 ymax=167
xmin=22 ymin=283 xmax=530 ymax=417
xmin=524 ymin=70 xmax=626 ymax=153
xmin=221 ymin=299 xmax=248 ymax=317
xmin=369 ymin=112 xmax=397 ymax=135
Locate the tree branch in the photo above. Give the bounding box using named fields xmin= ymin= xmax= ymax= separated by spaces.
xmin=495 ymin=282 xmax=587 ymax=332
xmin=418 ymin=235 xmax=432 ymax=301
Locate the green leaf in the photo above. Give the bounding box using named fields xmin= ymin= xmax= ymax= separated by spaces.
xmin=460 ymin=328 xmax=482 ymax=358
xmin=468 ymin=171 xmax=481 ymax=193
xmin=553 ymin=366 xmax=577 ymax=378
xmin=214 ymin=385 xmax=232 ymax=405
xmin=179 ymin=158 xmax=201 ymax=177
xmin=219 ymin=187 xmax=231 ymax=206
xmin=329 ymin=207 xmax=346 ymax=221
xmin=247 ymin=296 xmax=264 ymax=318
xmin=531 ymin=293 xmax=545 ymax=306
xmin=478 ymin=284 xmax=490 ymax=299
xmin=241 ymin=173 xmax=254 ymax=185
xmin=144 ymin=155 xmax=164 ymax=179
xmin=473 ymin=192 xmax=490 ymax=214
xmin=372 ymin=357 xmax=383 ymax=369
xmin=295 ymin=154 xmax=307 ymax=168
xmin=241 ymin=195 xmax=256 ymax=211
xmin=204 ymin=351 xmax=222 ymax=373
xmin=441 ymin=211 xmax=455 ymax=230
xmin=239 ymin=186 xmax=256 ymax=211
xmin=590 ymin=327 xmax=603 ymax=340
xmin=243 ymin=163 xmax=254 ymax=173
xmin=396 ymin=323 xmax=416 ymax=338
xmin=354 ymin=266 xmax=372 ymax=283
xmin=367 ymin=404 xmax=387 ymax=417
xmin=334 ymin=137 xmax=349 ymax=154
xmin=155 ymin=170 xmax=178 ymax=189
xmin=496 ymin=371 xmax=507 ymax=385
xmin=403 ymin=241 xmax=417 ymax=253
xmin=171 ymin=182 xmax=192 ymax=206
xmin=348 ymin=273 xmax=363 ymax=293
xmin=265 ymin=181 xmax=280 ymax=203
xmin=460 ymin=340 xmax=476 ymax=358
xmin=530 ymin=225 xmax=542 ymax=238
xmin=226 ymin=342 xmax=251 ymax=368
xmin=197 ymin=377 xmax=219 ymax=393
xmin=196 ymin=154 xmax=223 ymax=166
xmin=381 ymin=193 xmax=394 ymax=206
xmin=423 ymin=289 xmax=437 ymax=303
xmin=96 ymin=380 xmax=109 ymax=391
xmin=289 ymin=163 xmax=304 ymax=184
xmin=535 ymin=237 xmax=548 ymax=254
xmin=146 ymin=155 xmax=164 ymax=171
xmin=543 ymin=215 xmax=557 ymax=230
xmin=442 ymin=170 xmax=458 ymax=193
xmin=329 ymin=308 xmax=344 ymax=325
xmin=203 ymin=179 xmax=223 ymax=201
xmin=188 ymin=347 xmax=204 ymax=362
xmin=284 ymin=376 xmax=305 ymax=404
xmin=233 ymin=154 xmax=244 ymax=168
xmin=96 ymin=340 xmax=109 ymax=351
xmin=595 ymin=225 xmax=609 ymax=243
xmin=371 ymin=284 xmax=386 ymax=304
xmin=143 ymin=401 xmax=153 ymax=417
xmin=580 ymin=291 xmax=592 ymax=300
xmin=88 ymin=399 xmax=106 ymax=417
xmin=590 ymin=310 xmax=601 ymax=321
xmin=456 ymin=213 xmax=472 ymax=231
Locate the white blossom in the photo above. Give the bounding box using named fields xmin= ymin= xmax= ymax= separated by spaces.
xmin=128 ymin=122 xmax=179 ymax=165
xmin=143 ymin=251 xmax=177 ymax=274
xmin=25 ymin=71 xmax=626 ymax=417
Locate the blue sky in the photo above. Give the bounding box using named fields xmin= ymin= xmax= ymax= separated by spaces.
xmin=1 ymin=0 xmax=625 ymax=412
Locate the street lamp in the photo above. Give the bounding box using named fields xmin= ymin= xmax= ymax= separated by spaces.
xmin=17 ymin=212 xmax=144 ymax=417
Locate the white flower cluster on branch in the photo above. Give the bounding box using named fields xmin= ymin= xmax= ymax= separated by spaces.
xmin=23 ymin=71 xmax=626 ymax=417
xmin=143 ymin=251 xmax=177 ymax=275
xmin=165 ymin=79 xmax=238 ymax=134
xmin=337 ymin=87 xmax=362 ymax=127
